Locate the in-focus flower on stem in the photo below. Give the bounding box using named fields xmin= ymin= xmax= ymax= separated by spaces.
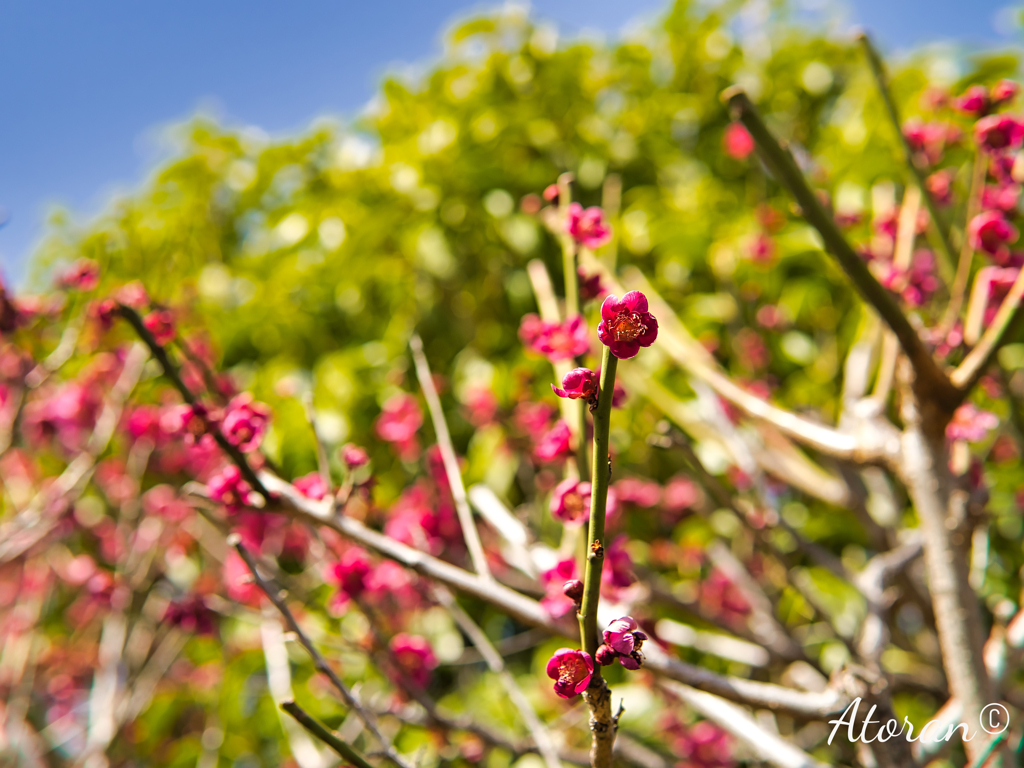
xmin=546 ymin=648 xmax=594 ymax=698
xmin=597 ymin=291 xmax=659 ymax=359
xmin=566 ymin=203 xmax=612 ymax=249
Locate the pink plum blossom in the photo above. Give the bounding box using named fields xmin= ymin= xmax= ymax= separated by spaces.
xmin=546 ymin=648 xmax=594 ymax=698
xmin=566 ymin=203 xmax=612 ymax=249
xmin=956 ymin=85 xmax=992 ymax=116
xmin=221 ymin=393 xmax=271 ymax=452
xmin=60 ymin=259 xmax=100 ymax=291
xmin=375 ymin=393 xmax=423 ymax=461
xmin=550 ymin=478 xmax=591 ymax=525
xmin=534 ymin=420 xmax=572 ymax=462
xmin=975 ymin=114 xmax=1024 ymax=153
xmin=520 ymin=314 xmax=590 ymax=362
xmin=293 ymin=472 xmax=328 ymax=501
xmin=143 ymin=309 xmax=176 ymax=345
xmin=723 ymin=122 xmax=754 ymax=159
xmin=340 ymin=443 xmax=370 ymax=468
xmin=969 ymin=211 xmax=1019 ymax=261
xmin=207 ymin=465 xmax=254 ymax=513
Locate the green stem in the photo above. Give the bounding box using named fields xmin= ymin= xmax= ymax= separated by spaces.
xmin=557 ymin=173 xmax=590 ymax=482
xmin=280 ymin=701 xmax=378 ymax=768
xmin=578 ymin=347 xmax=618 ymax=656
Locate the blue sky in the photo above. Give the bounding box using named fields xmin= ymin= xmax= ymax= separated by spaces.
xmin=1 ymin=0 xmax=1017 ymax=284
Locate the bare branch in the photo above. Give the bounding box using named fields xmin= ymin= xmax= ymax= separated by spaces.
xmin=857 ymin=31 xmax=956 ymax=273
xmin=434 ymin=586 xmax=563 ymax=768
xmin=233 ymin=541 xmax=414 ymax=768
xmin=245 ymin=475 xmax=849 ymax=719
xmin=659 ymin=680 xmax=830 ymax=768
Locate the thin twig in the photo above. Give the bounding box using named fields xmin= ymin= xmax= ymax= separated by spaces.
xmin=950 ymin=266 xmax=1024 ymax=392
xmin=281 ymin=701 xmax=377 ymax=768
xmin=233 ymin=541 xmax=414 ymax=768
xmin=942 ymin=150 xmax=988 ymax=332
xmin=434 ymin=586 xmax=563 ymax=768
xmin=117 ymin=303 xmax=271 ymax=501
xmin=302 ymin=393 xmax=334 ymax=499
xmin=408 ymin=334 xmax=492 ymax=581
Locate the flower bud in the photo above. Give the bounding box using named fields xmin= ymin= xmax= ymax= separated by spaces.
xmin=594 ymin=643 xmax=618 ymax=666
xmin=562 ymin=579 xmax=584 ymax=602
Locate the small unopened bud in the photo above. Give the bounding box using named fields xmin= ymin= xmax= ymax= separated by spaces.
xmin=595 ymin=644 xmax=617 ymax=666
xmin=562 ymin=579 xmax=584 ymax=602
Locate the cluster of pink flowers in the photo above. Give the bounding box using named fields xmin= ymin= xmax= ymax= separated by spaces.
xmin=207 ymin=465 xmax=256 ymax=513
xmin=219 ymin=394 xmax=270 ymax=452
xmin=163 ymin=594 xmax=217 ymax=636
xmin=877 ymin=249 xmax=942 ymax=307
xmin=595 ymin=616 xmax=648 ymax=669
xmin=946 ymin=403 xmax=999 ymax=443
xmin=661 ymin=714 xmax=735 ymax=768
xmin=955 ymin=80 xmax=1020 ymax=116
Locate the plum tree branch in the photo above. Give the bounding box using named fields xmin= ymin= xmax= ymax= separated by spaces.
xmin=280 ymin=701 xmax=377 ymax=768
xmin=722 ymin=87 xmax=958 ymax=410
xmin=234 ymin=541 xmax=413 ymax=768
xmin=857 ymin=31 xmax=956 ymax=274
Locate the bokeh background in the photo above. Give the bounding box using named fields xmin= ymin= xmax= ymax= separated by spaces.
xmin=0 ymin=0 xmax=1017 ymax=285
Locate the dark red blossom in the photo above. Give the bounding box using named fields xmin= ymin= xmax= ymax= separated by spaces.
xmin=143 ymin=309 xmax=176 ymax=345
xmin=969 ymin=210 xmax=1019 ymax=261
xmin=326 ymin=547 xmax=373 ymax=611
xmin=546 ymin=648 xmax=593 ymax=698
xmin=975 ymin=114 xmax=1024 ymax=153
xmin=578 ymin=268 xmax=606 ymax=301
xmin=164 ymin=595 xmax=217 ymax=636
xmin=597 ymin=291 xmax=658 ymax=359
